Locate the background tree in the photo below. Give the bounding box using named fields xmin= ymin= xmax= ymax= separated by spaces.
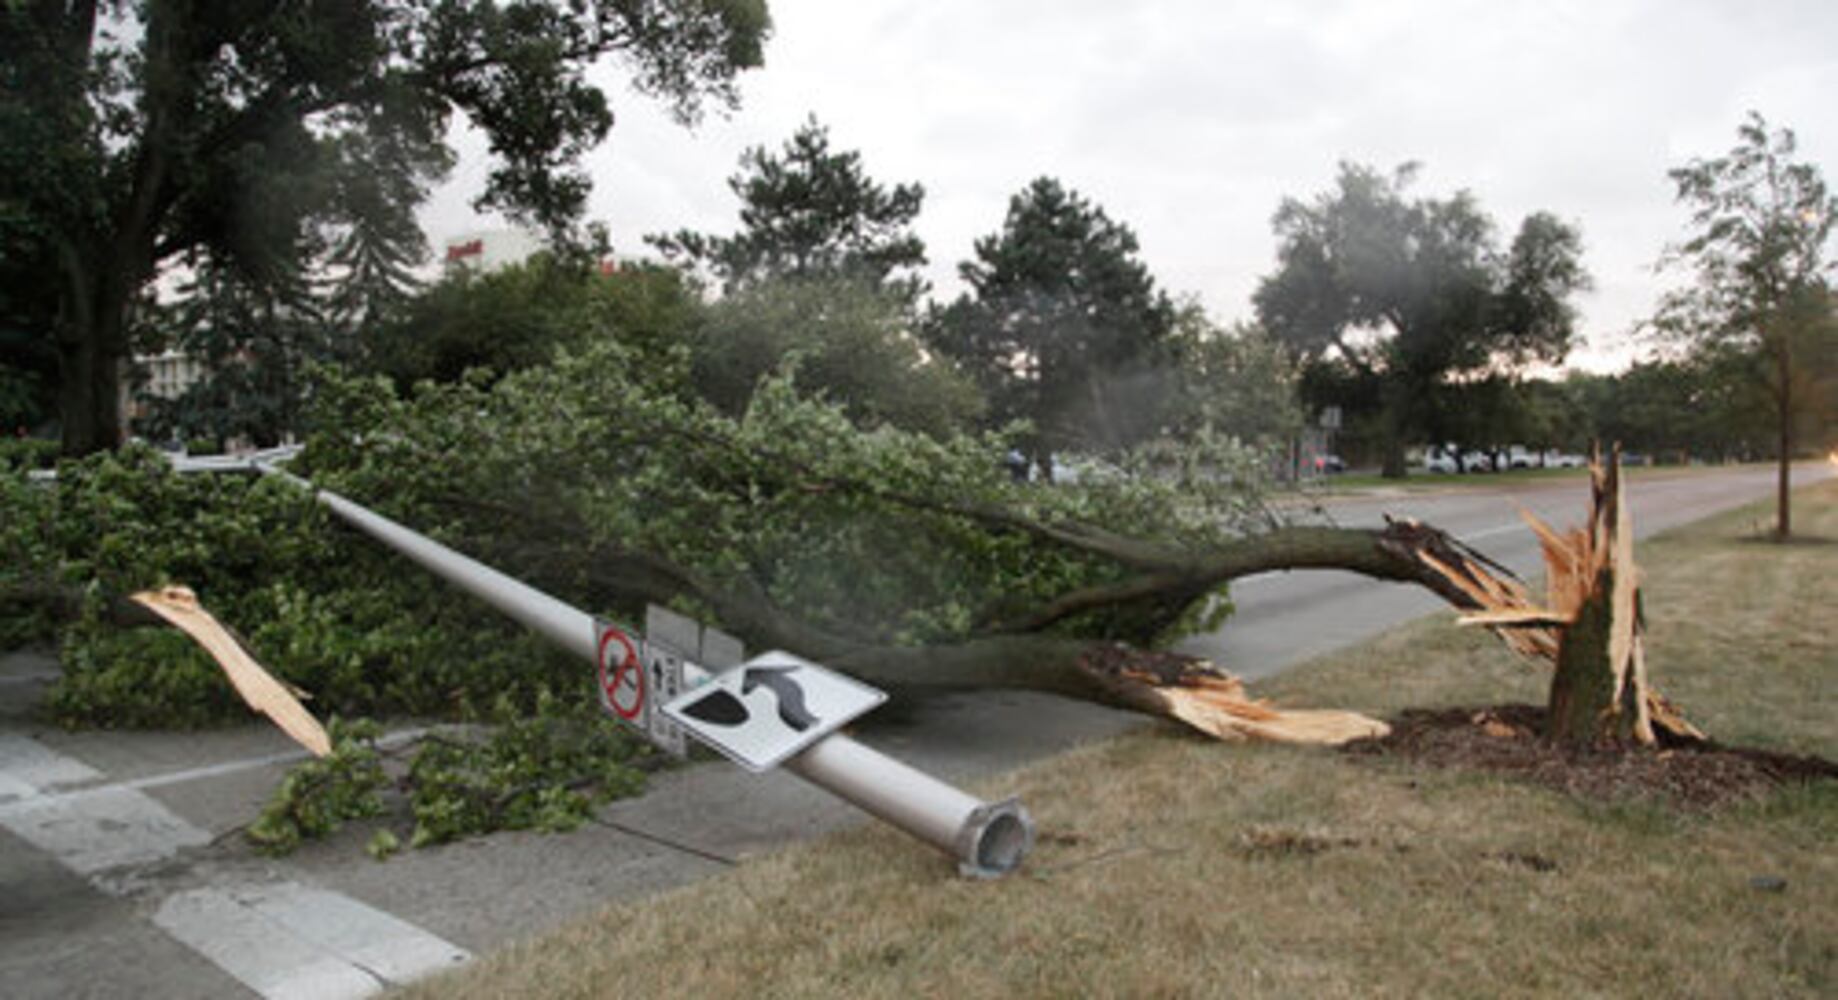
xmin=1421 ymin=376 xmax=1522 ymax=471
xmin=692 ymin=275 xmax=982 ymax=436
xmin=365 ymin=255 xmax=595 ymax=388
xmin=1156 ymin=309 xmax=1302 ymax=449
xmin=1 ymin=0 xmax=771 ymax=457
xmin=0 ymin=313 xmax=56 ymax=434
xmin=1655 ymin=112 xmax=1836 ymax=538
xmin=1510 ymin=377 xmax=1591 ymax=460
xmin=322 ymin=129 xmax=450 ymax=335
xmin=1254 ymin=163 xmax=1590 ymax=476
xmin=135 ymin=253 xmax=329 ymax=448
xmin=927 ymin=177 xmax=1177 ymax=463
xmin=362 ymin=256 xmax=700 ymax=391
xmin=650 ymin=116 xmax=927 ymax=301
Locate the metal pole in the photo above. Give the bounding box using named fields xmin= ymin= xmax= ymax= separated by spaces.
xmin=258 ymin=463 xmax=1032 ymax=877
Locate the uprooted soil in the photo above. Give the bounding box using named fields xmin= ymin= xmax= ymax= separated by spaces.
xmin=1344 ymin=704 xmax=1838 ymax=809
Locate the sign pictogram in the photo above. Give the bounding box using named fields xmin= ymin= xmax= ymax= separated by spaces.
xmin=595 ymin=621 xmax=645 ymax=727
xmin=661 ymin=651 xmax=885 ymax=772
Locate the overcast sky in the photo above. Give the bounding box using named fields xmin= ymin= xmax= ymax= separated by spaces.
xmin=423 ymin=0 xmax=1837 ymax=373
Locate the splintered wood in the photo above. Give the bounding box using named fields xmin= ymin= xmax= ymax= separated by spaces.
xmin=130 ymin=585 xmax=333 ymax=757
xmin=1076 ymin=646 xmax=1390 ymax=745
xmin=1157 ymin=674 xmax=1390 ymax=745
xmin=1420 ymin=451 xmax=1703 ymax=746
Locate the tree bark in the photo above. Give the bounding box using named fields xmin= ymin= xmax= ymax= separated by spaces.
xmin=1378 ymin=383 xmax=1409 ymax=479
xmin=49 ymin=0 xmax=184 ymax=457
xmin=1546 ymin=568 xmax=1642 ymax=747
xmin=57 ymin=297 xmax=128 ymax=456
xmin=1776 ymin=335 xmax=1792 ymax=539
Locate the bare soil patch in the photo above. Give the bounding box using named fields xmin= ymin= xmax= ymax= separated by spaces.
xmin=1345 ymin=703 xmax=1838 ymax=808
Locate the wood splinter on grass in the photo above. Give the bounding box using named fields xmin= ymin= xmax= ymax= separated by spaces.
xmin=1076 ymin=646 xmax=1389 ymax=745
xmin=129 ymin=585 xmax=332 ymax=758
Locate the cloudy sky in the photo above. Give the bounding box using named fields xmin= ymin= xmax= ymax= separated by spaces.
xmin=424 ymin=0 xmax=1837 ymax=372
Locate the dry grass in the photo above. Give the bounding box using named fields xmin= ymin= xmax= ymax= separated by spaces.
xmin=399 ymin=483 xmax=1837 ymax=999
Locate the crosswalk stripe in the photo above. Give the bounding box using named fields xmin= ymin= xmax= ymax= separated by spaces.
xmin=1 ymin=732 xmax=470 ymax=997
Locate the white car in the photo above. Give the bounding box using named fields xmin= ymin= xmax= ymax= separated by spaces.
xmin=1423 ymin=445 xmax=1504 ymax=473
xmin=1049 ymin=455 xmax=1124 ymax=484
xmin=1461 ymin=450 xmax=1502 ymax=472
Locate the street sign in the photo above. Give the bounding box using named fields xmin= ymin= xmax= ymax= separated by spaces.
xmin=639 ymin=641 xmax=687 ymax=757
xmin=594 ymin=621 xmax=645 ymax=729
xmin=700 ymin=626 xmax=745 ymax=672
xmin=642 ymin=605 xmax=698 ymax=758
xmin=661 ymin=651 xmax=886 ymax=773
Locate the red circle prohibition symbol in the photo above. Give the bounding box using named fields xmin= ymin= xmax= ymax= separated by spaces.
xmin=597 ymin=628 xmax=643 ymax=721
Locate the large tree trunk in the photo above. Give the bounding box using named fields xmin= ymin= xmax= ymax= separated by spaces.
xmin=57 ymin=309 xmax=128 ymax=456
xmin=52 ymin=0 xmax=180 ymax=457
xmin=1377 ymin=384 xmax=1409 ymax=479
xmin=556 ymin=514 xmax=1531 ymax=744
xmin=1378 ymin=420 xmax=1408 ymax=478
xmin=1776 ymin=338 xmax=1793 ymax=540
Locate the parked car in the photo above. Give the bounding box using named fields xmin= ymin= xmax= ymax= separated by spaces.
xmin=1423 ymin=446 xmax=1459 ymax=473
xmin=1311 ymin=453 xmax=1346 ymax=474
xmin=1049 ymin=454 xmax=1125 ymax=484
xmin=1424 ymin=444 xmax=1505 ymax=473
xmin=1543 ymin=450 xmax=1585 ymax=468
xmin=1461 ymin=449 xmax=1501 ymax=472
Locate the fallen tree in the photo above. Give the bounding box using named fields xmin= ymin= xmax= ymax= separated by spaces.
xmin=7 ymin=340 xmax=1701 ymax=753
xmin=287 ymin=348 xmax=1700 ymax=751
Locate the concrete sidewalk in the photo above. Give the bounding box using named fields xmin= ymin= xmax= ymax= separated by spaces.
xmin=1 ymin=643 xmax=1142 ymax=999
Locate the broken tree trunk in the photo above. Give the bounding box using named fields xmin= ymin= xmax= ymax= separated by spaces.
xmin=1437 ymin=448 xmax=1703 ymax=748
xmin=1546 ymin=451 xmax=1649 ymax=746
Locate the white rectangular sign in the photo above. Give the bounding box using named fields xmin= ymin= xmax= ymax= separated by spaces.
xmin=661 ymin=651 xmax=886 ymax=773
xmin=643 ymin=605 xmax=698 ymax=758
xmin=640 ymin=641 xmax=688 ymax=758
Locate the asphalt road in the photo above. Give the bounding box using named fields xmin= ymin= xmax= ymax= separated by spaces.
xmin=1 ymin=462 xmax=1828 ymax=998
xmin=1178 ymin=461 xmax=1835 ymax=678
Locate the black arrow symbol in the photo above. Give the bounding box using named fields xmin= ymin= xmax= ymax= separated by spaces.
xmin=680 ymin=688 xmax=748 ymax=727
xmin=742 ymin=666 xmax=817 ymax=732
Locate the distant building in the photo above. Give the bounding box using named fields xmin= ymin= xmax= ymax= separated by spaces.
xmin=441 ymin=227 xmax=624 ymax=277
xmin=122 ymin=348 xmax=206 ymax=432
xmin=139 ymin=350 xmax=205 ymax=403
xmin=442 ymin=228 xmax=544 ymax=274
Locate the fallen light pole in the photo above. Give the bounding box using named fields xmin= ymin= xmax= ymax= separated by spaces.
xmin=254 ymin=460 xmax=1034 ymax=878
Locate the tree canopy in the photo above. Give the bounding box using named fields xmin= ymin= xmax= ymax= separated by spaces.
xmin=927 ymin=177 xmax=1177 ymax=460
xmin=1654 ymin=112 xmax=1836 ymax=537
xmin=649 ymin=116 xmax=927 ymax=300
xmin=690 ymin=274 xmax=983 ymax=436
xmin=0 ymin=0 xmax=772 ymax=456
xmin=1253 ymin=162 xmax=1589 ymax=475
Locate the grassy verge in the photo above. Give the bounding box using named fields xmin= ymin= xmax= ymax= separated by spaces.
xmin=400 ymin=482 xmax=1837 ymax=999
